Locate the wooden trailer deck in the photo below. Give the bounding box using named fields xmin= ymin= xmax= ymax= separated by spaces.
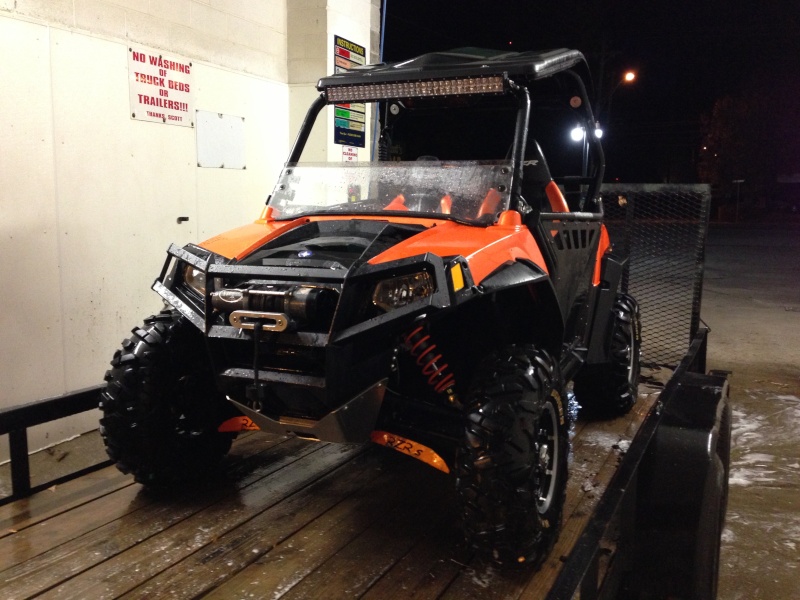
xmin=0 ymin=388 xmax=659 ymax=600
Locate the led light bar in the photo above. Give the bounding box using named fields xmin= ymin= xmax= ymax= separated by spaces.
xmin=325 ymin=75 xmax=506 ymax=103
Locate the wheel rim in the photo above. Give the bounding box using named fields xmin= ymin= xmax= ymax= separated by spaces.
xmin=626 ymin=331 xmax=635 ymax=383
xmin=535 ymin=401 xmax=560 ymax=514
xmin=623 ymin=302 xmax=640 ymax=385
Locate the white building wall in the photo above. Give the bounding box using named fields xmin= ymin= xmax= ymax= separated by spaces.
xmin=0 ymin=0 xmax=379 ymax=461
xmin=287 ymin=0 xmax=380 ymax=163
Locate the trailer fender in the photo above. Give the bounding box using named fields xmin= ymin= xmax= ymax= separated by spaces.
xmin=628 ymin=370 xmax=731 ymax=600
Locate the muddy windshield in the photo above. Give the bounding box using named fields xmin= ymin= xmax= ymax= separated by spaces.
xmin=267 ymin=161 xmax=513 ymax=225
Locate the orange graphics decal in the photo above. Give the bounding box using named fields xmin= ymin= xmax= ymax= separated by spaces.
xmin=370 ymin=431 xmax=450 ymax=473
xmin=592 ymin=224 xmax=611 ymax=286
xmin=218 ymin=416 xmax=261 ymax=432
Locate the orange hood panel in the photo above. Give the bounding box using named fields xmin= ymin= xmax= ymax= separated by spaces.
xmin=198 ymin=213 xmax=448 ymax=261
xmin=199 ymin=219 xmax=309 ymax=261
xmin=368 ymin=216 xmax=549 ymax=284
xmin=198 ymin=213 xmax=548 ymax=286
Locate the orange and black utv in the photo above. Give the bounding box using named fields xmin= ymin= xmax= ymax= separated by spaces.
xmin=100 ymin=48 xmax=641 ymax=567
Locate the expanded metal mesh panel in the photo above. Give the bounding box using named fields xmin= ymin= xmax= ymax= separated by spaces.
xmin=602 ymin=184 xmax=711 ymax=367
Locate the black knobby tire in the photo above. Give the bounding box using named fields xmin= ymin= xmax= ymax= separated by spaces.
xmin=574 ymin=293 xmax=641 ymax=418
xmin=100 ymin=310 xmax=236 ymax=486
xmin=456 ymin=345 xmax=569 ymax=567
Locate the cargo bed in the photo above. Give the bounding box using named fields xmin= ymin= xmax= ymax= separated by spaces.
xmin=0 ymin=386 xmax=659 ymax=599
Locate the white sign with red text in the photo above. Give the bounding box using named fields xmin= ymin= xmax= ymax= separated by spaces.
xmin=342 ymin=145 xmax=359 ymax=162
xmin=128 ymin=45 xmax=194 ymax=127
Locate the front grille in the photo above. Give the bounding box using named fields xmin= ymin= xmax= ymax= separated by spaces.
xmin=218 ymin=338 xmax=326 ymax=377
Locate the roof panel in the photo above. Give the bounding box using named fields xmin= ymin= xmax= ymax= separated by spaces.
xmin=317 ymin=48 xmax=587 ymax=91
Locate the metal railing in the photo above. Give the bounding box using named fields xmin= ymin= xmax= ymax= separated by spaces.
xmin=0 ymin=385 xmax=110 ymax=506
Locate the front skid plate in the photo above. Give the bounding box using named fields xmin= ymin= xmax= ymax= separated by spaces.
xmin=227 ymin=379 xmax=387 ymax=443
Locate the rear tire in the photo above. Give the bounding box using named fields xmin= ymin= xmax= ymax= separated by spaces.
xmin=574 ymin=293 xmax=641 ymax=418
xmin=100 ymin=310 xmax=236 ymax=486
xmin=455 ymin=345 xmax=569 ymax=567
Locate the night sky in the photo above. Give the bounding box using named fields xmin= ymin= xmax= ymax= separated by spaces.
xmin=382 ymin=0 xmax=800 ymax=184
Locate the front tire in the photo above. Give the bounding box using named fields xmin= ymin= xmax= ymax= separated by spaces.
xmin=574 ymin=293 xmax=641 ymax=418
xmin=100 ymin=310 xmax=236 ymax=486
xmin=456 ymin=345 xmax=569 ymax=567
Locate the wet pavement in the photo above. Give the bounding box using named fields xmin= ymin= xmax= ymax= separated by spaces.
xmin=702 ymin=223 xmax=800 ymax=599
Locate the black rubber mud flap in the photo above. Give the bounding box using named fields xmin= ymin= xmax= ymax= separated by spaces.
xmin=573 ymin=293 xmax=641 ymax=419
xmin=622 ymin=371 xmax=731 ymax=600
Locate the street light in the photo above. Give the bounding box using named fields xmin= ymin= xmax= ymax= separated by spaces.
xmin=601 ymin=70 xmax=637 ymax=124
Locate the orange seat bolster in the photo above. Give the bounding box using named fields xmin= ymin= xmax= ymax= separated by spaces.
xmin=545 ymin=181 xmax=569 ymax=213
xmin=477 ymin=188 xmax=502 ymax=217
xmin=440 ymin=193 xmax=452 ymax=214
xmin=384 ymin=194 xmax=408 ymax=211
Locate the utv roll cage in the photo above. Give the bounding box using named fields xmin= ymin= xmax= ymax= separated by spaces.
xmin=287 ymin=48 xmax=605 ymax=214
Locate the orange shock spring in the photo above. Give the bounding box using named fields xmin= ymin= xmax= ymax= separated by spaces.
xmin=403 ymin=325 xmax=457 ymax=394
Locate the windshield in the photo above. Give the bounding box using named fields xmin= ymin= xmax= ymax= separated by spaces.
xmin=267 ymin=161 xmax=513 ymax=225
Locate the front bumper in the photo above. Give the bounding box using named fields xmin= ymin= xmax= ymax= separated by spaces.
xmin=151 ymin=241 xmax=475 ymax=430
xmin=227 ymin=379 xmax=387 ymax=443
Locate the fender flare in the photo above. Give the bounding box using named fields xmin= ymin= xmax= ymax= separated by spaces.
xmin=480 ymin=260 xmax=564 ymax=354
xmin=478 ymin=258 xmax=550 ymax=292
xmin=630 ymin=370 xmax=732 ymax=599
xmin=586 ymin=251 xmax=628 ymax=364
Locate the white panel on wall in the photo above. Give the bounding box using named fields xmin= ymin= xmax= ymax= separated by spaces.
xmin=193 ymin=64 xmax=289 ymax=243
xmin=0 ymin=17 xmax=66 ymax=408
xmin=196 ymin=111 xmax=246 ymax=169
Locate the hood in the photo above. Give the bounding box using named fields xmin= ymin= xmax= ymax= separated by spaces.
xmin=234 ymin=219 xmax=427 ymax=271
xmin=199 ymin=214 xmax=548 ymax=285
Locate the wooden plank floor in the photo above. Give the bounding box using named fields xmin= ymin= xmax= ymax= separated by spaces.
xmin=0 ymin=390 xmax=658 ymax=600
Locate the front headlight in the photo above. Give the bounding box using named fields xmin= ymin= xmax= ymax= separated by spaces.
xmin=372 ymin=272 xmax=434 ymax=312
xmin=183 ymin=264 xmax=207 ymax=296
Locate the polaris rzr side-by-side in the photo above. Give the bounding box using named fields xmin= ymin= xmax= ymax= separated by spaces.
xmin=100 ymin=48 xmax=641 ymax=567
